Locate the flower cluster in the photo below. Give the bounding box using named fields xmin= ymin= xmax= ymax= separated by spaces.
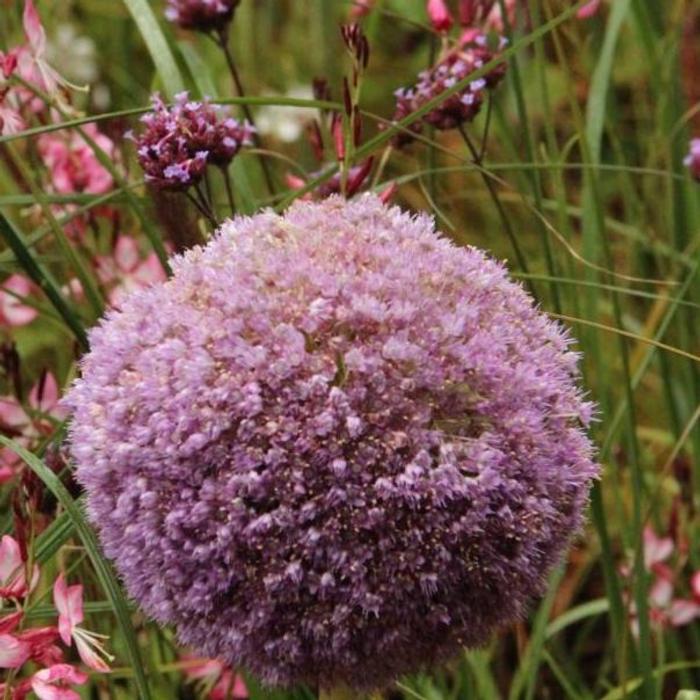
xmin=131 ymin=92 xmax=255 ymax=191
xmin=66 ymin=195 xmax=597 ymax=690
xmin=0 ymin=535 xmax=112 ymax=699
xmin=391 ymin=33 xmax=506 ymax=146
xmin=165 ymin=0 xmax=240 ymax=34
xmin=684 ymin=138 xmax=700 ymax=182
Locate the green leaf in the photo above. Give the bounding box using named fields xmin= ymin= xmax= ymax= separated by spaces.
xmin=545 ymin=598 xmax=609 ymax=639
xmin=0 ymin=437 xmax=152 ymax=700
xmin=122 ymin=0 xmax=185 ymax=98
xmin=34 ymin=509 xmax=76 ymax=563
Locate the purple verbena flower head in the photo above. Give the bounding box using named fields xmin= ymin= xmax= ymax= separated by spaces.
xmin=131 ymin=92 xmax=255 ymax=191
xmin=391 ymin=32 xmax=507 ymax=146
xmin=165 ymin=0 xmax=240 ymax=33
xmin=65 ymin=195 xmax=598 ymax=691
xmin=684 ymin=138 xmax=700 ymax=182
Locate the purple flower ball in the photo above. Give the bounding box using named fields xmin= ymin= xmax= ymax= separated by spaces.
xmin=165 ymin=0 xmax=239 ymax=33
xmin=65 ymin=195 xmax=598 ymax=690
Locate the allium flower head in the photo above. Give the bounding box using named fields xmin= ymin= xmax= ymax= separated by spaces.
xmin=130 ymin=92 xmax=254 ymax=191
xmin=165 ymin=0 xmax=240 ymax=33
xmin=684 ymin=138 xmax=700 ymax=182
xmin=391 ymin=33 xmax=506 ymax=146
xmin=66 ymin=195 xmax=597 ymax=690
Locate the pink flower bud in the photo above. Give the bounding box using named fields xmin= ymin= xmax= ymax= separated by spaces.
xmin=427 ymin=0 xmax=454 ymax=32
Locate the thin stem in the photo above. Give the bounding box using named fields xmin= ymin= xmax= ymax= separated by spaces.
xmin=222 ymin=166 xmax=236 ymax=215
xmin=215 ymin=29 xmax=275 ymax=197
xmin=203 ymin=169 xmax=215 ymax=218
xmin=457 ymin=125 xmax=534 ymax=293
xmin=479 ymin=93 xmax=494 ymax=162
xmin=186 ymin=190 xmax=217 ymax=227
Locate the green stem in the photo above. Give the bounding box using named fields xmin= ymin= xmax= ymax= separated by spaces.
xmin=215 ymin=29 xmax=275 ymax=197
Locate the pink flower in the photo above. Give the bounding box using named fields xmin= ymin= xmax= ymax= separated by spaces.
xmin=643 ymin=526 xmax=674 ymax=570
xmin=427 ymin=0 xmax=454 ymax=31
xmin=15 ymin=0 xmax=78 ymax=109
xmin=624 ymin=527 xmax=700 ymax=634
xmin=691 ymin=570 xmax=700 ymax=600
xmin=667 ymin=599 xmax=700 ymax=627
xmin=18 ymin=626 xmax=63 ymax=667
xmin=38 ymin=125 xmax=115 ymax=196
xmin=577 ymin=0 xmax=601 ymax=19
xmin=0 ymin=275 xmax=37 ymax=327
xmin=183 ymin=656 xmax=248 ymax=699
xmin=0 ymin=1 xmax=82 ymax=136
xmin=483 ymin=0 xmax=515 ymax=32
xmin=350 ymin=0 xmax=376 ymax=17
xmin=53 ymin=574 xmax=113 ymax=672
xmin=0 ymin=612 xmax=24 ymax=634
xmin=30 ymin=664 xmax=88 ymax=700
xmin=96 ymin=236 xmax=166 ymax=309
xmin=0 ymin=633 xmax=32 ymax=669
xmin=0 ymin=372 xmax=66 ymax=483
xmin=0 ymin=535 xmax=39 ymax=601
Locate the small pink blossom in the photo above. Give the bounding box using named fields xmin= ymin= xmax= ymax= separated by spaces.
xmin=0 ymin=611 xmax=24 ymax=634
xmin=183 ymin=656 xmax=248 ymax=699
xmin=54 ymin=574 xmax=113 ymax=672
xmin=577 ymin=0 xmax=601 ymax=19
xmin=350 ymin=0 xmax=376 ymax=18
xmin=691 ymin=570 xmax=700 ymax=600
xmin=427 ymin=0 xmax=454 ymax=31
xmin=15 ymin=0 xmax=78 ymax=109
xmin=38 ymin=125 xmax=115 ymax=196
xmin=18 ymin=626 xmax=63 ymax=667
xmin=0 ymin=633 xmax=32 ymax=669
xmin=0 ymin=275 xmax=37 ymax=327
xmin=0 ymin=371 xmax=67 ymax=481
xmin=0 ymin=535 xmax=39 ymax=601
xmin=643 ymin=526 xmax=674 ymax=570
xmin=624 ymin=527 xmax=700 ymax=634
xmin=96 ymin=236 xmax=166 ymax=309
xmin=30 ymin=663 xmax=88 ymax=700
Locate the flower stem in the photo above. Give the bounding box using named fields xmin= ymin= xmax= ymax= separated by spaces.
xmin=215 ymin=29 xmax=275 ymax=197
xmin=222 ymin=166 xmax=237 ymax=216
xmin=457 ymin=124 xmax=534 ymax=295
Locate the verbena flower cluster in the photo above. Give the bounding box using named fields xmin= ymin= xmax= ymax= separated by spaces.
xmin=65 ymin=195 xmax=598 ymax=690
xmin=165 ymin=0 xmax=240 ymax=33
xmin=392 ymin=33 xmax=506 ymax=146
xmin=130 ymin=92 xmax=254 ymax=191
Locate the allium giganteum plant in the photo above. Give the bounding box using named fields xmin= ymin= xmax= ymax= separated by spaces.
xmin=0 ymin=2 xmax=699 ymax=700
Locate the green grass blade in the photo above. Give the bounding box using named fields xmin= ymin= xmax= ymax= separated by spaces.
xmin=122 ymin=0 xmax=185 ymax=98
xmin=34 ymin=509 xmax=76 ymax=564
